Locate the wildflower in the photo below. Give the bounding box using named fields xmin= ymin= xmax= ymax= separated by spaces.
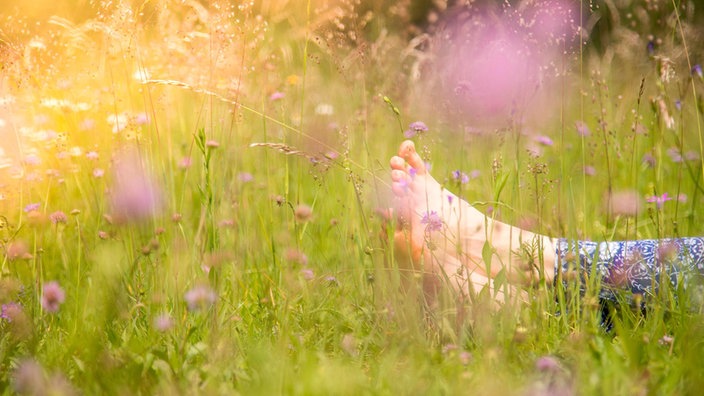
xmin=285 ymin=248 xmax=308 ymax=265
xmin=153 ymin=313 xmax=174 ymax=332
xmin=421 ymin=211 xmax=443 ymax=232
xmin=294 ymin=204 xmax=313 ymax=222
xmin=111 ymin=149 xmax=164 ymax=223
xmin=451 ymin=170 xmax=470 ymax=184
xmin=607 ymin=190 xmax=642 ymax=217
xmin=404 ymin=121 xmax=428 ymax=138
xmin=218 ymin=219 xmax=235 ymax=228
xmin=24 ymin=203 xmax=40 ymax=213
xmin=1 ymin=302 xmax=21 ymax=322
xmin=86 ymin=151 xmax=99 ymax=160
xmin=93 ymin=168 xmax=104 ymax=178
xmin=48 ymin=211 xmax=67 ymax=224
xmin=41 ymin=281 xmax=65 ymax=313
xmin=642 ymin=153 xmax=656 ymax=168
xmin=459 ymin=351 xmax=473 ymax=366
xmin=535 ymin=135 xmax=554 ymax=146
xmin=583 ymin=165 xmax=596 ymax=176
xmin=24 ymin=154 xmax=42 ymax=166
xmin=134 ymin=112 xmax=149 ymax=125
xmin=675 ymin=99 xmax=682 ymax=111
xmin=692 ymin=64 xmax=703 ymax=79
xmin=667 ymin=148 xmax=683 ymax=163
xmin=575 ymin=120 xmax=590 ymax=136
xmin=205 ymin=140 xmax=219 ymax=148
xmin=11 ymin=359 xmax=46 ymax=395
xmin=685 ymin=151 xmax=700 ymax=162
xmin=659 ymin=334 xmax=674 ymax=346
xmin=184 ymin=285 xmax=217 ymax=311
xmin=646 ymin=192 xmax=672 ymax=209
xmin=171 ymin=213 xmax=182 ymax=223
xmin=6 ymin=240 xmax=32 ymax=260
xmin=97 ymin=230 xmax=109 ymax=240
xmin=178 ymin=157 xmax=192 ymax=169
xmin=269 ymin=91 xmax=285 ymax=101
xmin=300 ymin=268 xmax=315 ymax=281
xmin=535 ymin=355 xmax=561 ymax=372
xmin=238 ymin=172 xmax=253 ymax=183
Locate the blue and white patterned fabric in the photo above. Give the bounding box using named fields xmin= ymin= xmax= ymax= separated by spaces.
xmin=555 ymin=237 xmax=704 ymax=300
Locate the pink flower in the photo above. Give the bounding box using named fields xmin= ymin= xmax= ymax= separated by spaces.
xmin=110 ymin=149 xmax=164 ymax=223
xmin=184 ymin=285 xmax=217 ymax=311
xmin=41 ymin=281 xmax=65 ymax=313
xmin=535 ymin=135 xmax=554 ymax=146
xmin=269 ymin=91 xmax=285 ymax=101
xmin=646 ymin=193 xmax=673 ymax=209
xmin=49 ymin=211 xmax=67 ymax=224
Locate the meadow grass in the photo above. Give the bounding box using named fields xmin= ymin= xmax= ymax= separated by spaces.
xmin=1 ymin=0 xmax=704 ymax=394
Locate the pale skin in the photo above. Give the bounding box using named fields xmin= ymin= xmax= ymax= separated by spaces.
xmin=390 ymin=140 xmax=557 ymax=301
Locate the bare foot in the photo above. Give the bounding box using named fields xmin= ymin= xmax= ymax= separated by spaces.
xmin=390 ymin=140 xmax=555 ymax=301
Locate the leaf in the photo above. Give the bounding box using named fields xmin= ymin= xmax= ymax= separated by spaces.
xmin=482 ymin=241 xmax=493 ymax=277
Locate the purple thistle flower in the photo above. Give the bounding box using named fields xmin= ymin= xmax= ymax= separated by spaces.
xmin=421 ymin=211 xmax=443 ymax=232
xmin=404 ymin=121 xmax=428 ymax=138
xmin=646 ymin=192 xmax=673 ymax=209
xmin=692 ymin=64 xmax=703 ymax=79
xmin=41 ymin=281 xmax=65 ymax=313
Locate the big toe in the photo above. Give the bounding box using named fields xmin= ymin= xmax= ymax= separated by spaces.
xmin=398 ymin=140 xmax=426 ymax=174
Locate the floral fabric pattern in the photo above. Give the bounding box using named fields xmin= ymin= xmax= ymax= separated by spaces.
xmin=555 ymin=237 xmax=704 ymax=300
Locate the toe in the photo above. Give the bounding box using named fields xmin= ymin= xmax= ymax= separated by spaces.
xmin=398 ymin=140 xmax=426 ymax=174
xmin=390 ymin=156 xmax=405 ymax=170
xmin=391 ymin=169 xmax=406 ymax=182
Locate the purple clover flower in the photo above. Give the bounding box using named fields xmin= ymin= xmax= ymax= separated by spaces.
xmin=404 ymin=121 xmax=428 ymax=138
